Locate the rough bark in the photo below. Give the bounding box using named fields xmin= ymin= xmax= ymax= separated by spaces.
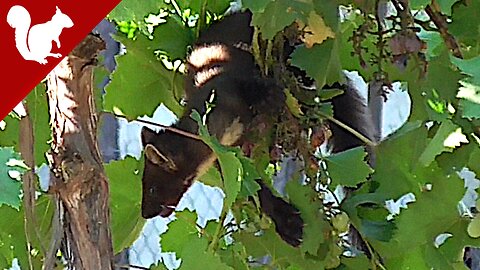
xmin=45 ymin=34 xmax=113 ymax=269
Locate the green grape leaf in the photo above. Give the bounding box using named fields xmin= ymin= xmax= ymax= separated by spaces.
xmin=153 ymin=16 xmax=194 ymax=60
xmin=286 ymin=181 xmax=329 ymax=255
xmin=451 ymin=56 xmax=480 ymax=85
xmin=191 ymin=110 xmax=242 ymax=209
xmin=379 ymin=170 xmax=467 ymax=269
xmin=218 ymin=243 xmax=249 ymax=270
xmin=436 ymin=0 xmax=457 ymax=15
xmin=236 ymin=228 xmax=323 ymax=269
xmin=161 ymin=210 xmax=198 ymax=253
xmin=312 ymin=0 xmax=340 ymax=32
xmin=419 ymin=120 xmax=467 ymax=166
xmin=238 ymin=156 xmax=260 ymax=198
xmin=456 ymin=81 xmax=480 ymax=119
xmin=342 ymin=192 xmax=393 ymax=242
xmin=243 ymin=0 xmax=270 ymax=12
xmin=341 ymin=254 xmax=371 ymax=270
xmin=251 ymin=0 xmax=311 ymax=40
xmin=217 ymin=151 xmax=242 ymax=209
xmin=24 ymin=84 xmax=51 ymax=166
xmin=106 ymin=156 xmax=145 ymax=253
xmin=179 ymin=236 xmax=234 ymax=270
xmin=0 ymin=147 xmax=25 ymax=209
xmin=418 ymin=31 xmax=443 ymax=60
xmin=410 ymin=0 xmax=430 ymax=9
xmin=291 ymin=39 xmax=342 ymax=89
xmin=437 ymin=141 xmax=477 ymax=174
xmin=199 ymin=166 xmax=223 ymax=189
xmin=162 ymin=212 xmax=233 ymax=269
xmin=371 ymin=125 xmax=429 ymax=198
xmin=205 ymin=0 xmax=232 ymax=14
xmin=0 ymin=195 xmax=53 ymax=269
xmin=468 ymin=147 xmax=480 ymax=176
xmin=425 ymin=51 xmax=464 ymax=102
xmin=105 ymin=34 xmax=184 ymax=118
xmin=325 ymin=147 xmax=372 ymax=188
xmin=108 ymin=0 xmax=167 ymax=22
xmin=0 ymin=115 xmax=19 ymax=149
xmin=450 ymin=1 xmax=480 ymax=47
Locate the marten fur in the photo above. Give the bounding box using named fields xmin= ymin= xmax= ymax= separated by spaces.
xmin=140 ymin=11 xmax=373 ymax=247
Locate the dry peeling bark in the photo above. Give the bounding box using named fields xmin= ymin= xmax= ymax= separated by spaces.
xmin=45 ymin=34 xmax=113 ymax=269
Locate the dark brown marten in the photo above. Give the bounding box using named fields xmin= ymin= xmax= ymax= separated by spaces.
xmin=140 ymin=11 xmax=373 ymax=247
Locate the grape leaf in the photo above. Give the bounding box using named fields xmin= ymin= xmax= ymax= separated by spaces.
xmin=451 ymin=56 xmax=480 ymax=85
xmin=379 ymin=168 xmax=466 ymax=269
xmin=419 ymin=120 xmax=465 ymax=166
xmin=424 ymin=51 xmax=464 ymax=102
xmin=243 ymin=0 xmax=270 ymax=13
xmin=153 ymin=16 xmax=194 ymax=61
xmin=0 ymin=115 xmax=19 ymax=149
xmin=191 ymin=110 xmax=242 ymax=210
xmin=371 ymin=126 xmax=430 ymax=198
xmin=410 ymin=0 xmax=430 ymax=9
xmin=161 ymin=210 xmax=198 ymax=253
xmin=436 ymin=0 xmax=457 ymax=15
xmin=0 ymin=195 xmax=53 ymax=269
xmin=291 ymin=39 xmax=342 ymax=89
xmin=24 ymin=84 xmax=51 ymax=166
xmin=251 ymin=0 xmax=311 ymax=40
xmin=108 ymin=0 xmax=167 ymax=22
xmin=236 ymin=228 xmax=323 ymax=269
xmin=180 ymin=237 xmax=234 ymax=270
xmin=106 ymin=156 xmax=145 ymax=253
xmin=0 ymin=147 xmax=24 ymax=209
xmin=286 ymin=181 xmax=329 ymax=255
xmin=217 ymin=151 xmax=242 ymax=209
xmin=104 ymin=34 xmax=184 ymax=118
xmin=218 ymin=243 xmax=249 ymax=270
xmin=450 ymin=0 xmax=480 ymax=47
xmin=325 ymin=147 xmax=372 ymax=188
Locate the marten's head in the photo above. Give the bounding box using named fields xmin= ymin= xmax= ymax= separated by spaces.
xmin=140 ymin=126 xmax=214 ymax=218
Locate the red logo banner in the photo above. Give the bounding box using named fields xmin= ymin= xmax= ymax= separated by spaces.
xmin=0 ymin=0 xmax=121 ymax=120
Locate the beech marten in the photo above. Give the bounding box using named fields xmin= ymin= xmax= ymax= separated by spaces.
xmin=140 ymin=11 xmax=373 ymax=247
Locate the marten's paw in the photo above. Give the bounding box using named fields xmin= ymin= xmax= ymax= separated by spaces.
xmin=257 ymin=180 xmax=304 ymax=247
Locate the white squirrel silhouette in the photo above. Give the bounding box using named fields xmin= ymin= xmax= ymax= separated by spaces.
xmin=7 ymin=5 xmax=74 ymax=64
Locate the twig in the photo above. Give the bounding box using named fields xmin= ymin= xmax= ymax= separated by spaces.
xmin=425 ymin=4 xmax=463 ymax=58
xmin=317 ymin=111 xmax=377 ymax=148
xmin=43 ymin=198 xmax=64 ymax=270
xmin=112 ymin=113 xmax=202 ymax=141
xmin=19 ymin=108 xmax=35 ymax=270
xmin=207 ymin=202 xmax=228 ymax=252
xmin=115 ymin=264 xmax=150 ymax=270
xmin=169 ymin=0 xmax=185 ymax=24
xmin=413 ymin=19 xmax=436 ymax=32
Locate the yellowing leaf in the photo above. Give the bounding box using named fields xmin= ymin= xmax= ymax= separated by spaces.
xmin=284 ymin=89 xmax=303 ymax=117
xmin=299 ymin=11 xmax=335 ymax=48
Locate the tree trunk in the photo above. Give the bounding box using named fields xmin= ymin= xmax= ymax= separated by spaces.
xmin=45 ymin=34 xmax=113 ymax=269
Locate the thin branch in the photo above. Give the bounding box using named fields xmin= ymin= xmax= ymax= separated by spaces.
xmin=318 ymin=111 xmax=377 ymax=148
xmin=18 ymin=106 xmax=37 ymax=270
xmin=43 ymin=198 xmax=64 ymax=270
xmin=207 ymin=211 xmax=227 ymax=252
xmin=413 ymin=18 xmax=437 ymax=32
xmin=115 ymin=264 xmax=150 ymax=270
xmin=112 ymin=113 xmax=202 ymax=141
xmin=425 ymin=4 xmax=463 ymax=58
